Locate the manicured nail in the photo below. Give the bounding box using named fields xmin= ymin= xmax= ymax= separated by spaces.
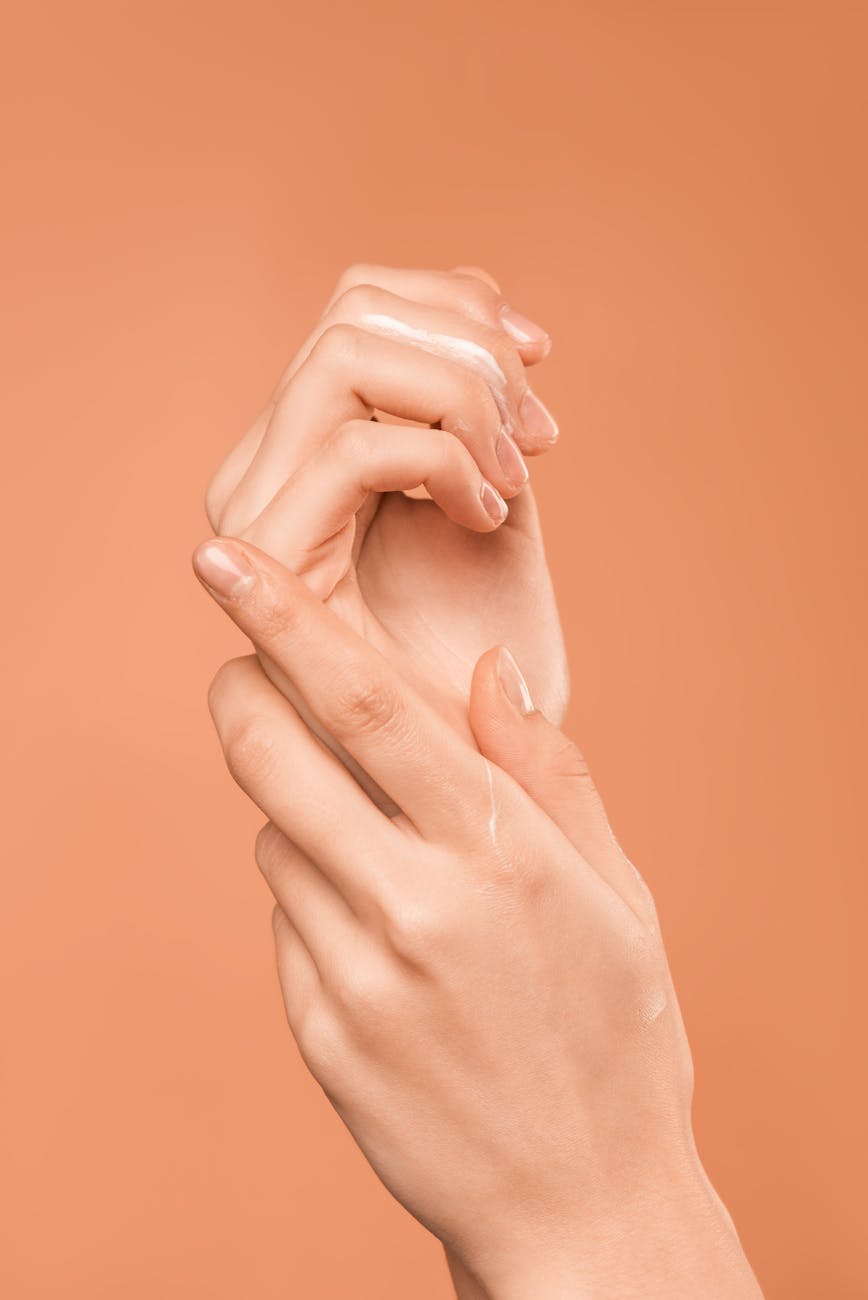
xmin=496 ymin=647 xmax=534 ymax=715
xmin=193 ymin=539 xmax=256 ymax=598
xmin=499 ymin=304 xmax=550 ymax=349
xmin=480 ymin=480 xmax=508 ymax=525
xmin=519 ymin=389 xmax=559 ymax=445
xmin=495 ymin=429 xmax=529 ymax=486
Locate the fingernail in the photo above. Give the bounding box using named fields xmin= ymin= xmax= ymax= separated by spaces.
xmin=193 ymin=539 xmax=256 ymax=598
xmin=495 ymin=429 xmax=529 ymax=486
xmin=496 ymin=647 xmax=534 ymax=715
xmin=480 ymin=480 xmax=508 ymax=525
xmin=499 ymin=304 xmax=550 ymax=349
xmin=519 ymin=389 xmax=559 ymax=445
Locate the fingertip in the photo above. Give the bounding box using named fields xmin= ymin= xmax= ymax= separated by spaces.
xmin=479 ymin=480 xmax=509 ymax=527
xmin=518 ymin=390 xmax=559 ymax=449
xmin=518 ymin=333 xmax=552 ymax=366
xmin=192 ymin=537 xmax=257 ymax=600
xmin=469 ymin=645 xmax=506 ymax=725
xmin=495 ymin=646 xmax=535 ymax=715
xmin=468 ymin=644 xmax=536 ymax=767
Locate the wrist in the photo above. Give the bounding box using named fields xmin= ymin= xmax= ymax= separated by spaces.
xmin=446 ymin=1159 xmax=762 ymax=1300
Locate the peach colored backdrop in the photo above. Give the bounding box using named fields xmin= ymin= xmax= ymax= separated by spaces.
xmin=2 ymin=3 xmax=866 ymax=1297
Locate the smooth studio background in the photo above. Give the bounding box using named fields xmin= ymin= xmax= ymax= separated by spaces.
xmin=2 ymin=3 xmax=866 ymax=1297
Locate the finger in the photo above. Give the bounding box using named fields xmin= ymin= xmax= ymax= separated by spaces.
xmin=194 ymin=541 xmax=486 ymax=841
xmin=208 ymin=654 xmax=404 ymax=913
xmin=217 ymin=321 xmax=531 ymax=536
xmin=205 ymin=403 xmax=274 ymax=531
xmin=449 ymin=264 xmax=502 ymax=292
xmin=449 ymin=264 xmax=553 ymax=360
xmin=271 ymin=903 xmax=320 ymax=1041
xmin=275 ymin=286 xmax=556 ymax=455
xmin=321 ymin=264 xmax=551 ymax=364
xmin=243 ymin=419 xmax=507 ymax=587
xmin=468 ymin=645 xmax=656 ymax=923
xmin=256 ymin=822 xmax=370 ymax=982
xmin=206 ymin=272 xmax=555 ymax=530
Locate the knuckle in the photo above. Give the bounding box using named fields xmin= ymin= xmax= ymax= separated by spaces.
xmin=381 ymin=897 xmax=442 ymax=968
xmin=223 ymin=712 xmax=277 ymax=786
xmin=271 ymin=901 xmax=289 ymax=939
xmin=204 ymin=473 xmax=224 ymax=531
xmin=629 ymin=863 xmax=660 ymax=927
xmin=444 ymin=270 xmax=502 ymax=320
xmin=254 ymin=590 xmax=301 ymax=643
xmin=334 ymin=262 xmax=377 ymax=296
xmin=206 ymin=656 xmax=247 ymax=720
xmin=487 ymin=850 xmax=547 ymax=904
xmin=454 ymin=368 xmax=500 ymax=427
xmin=330 ymin=669 xmax=403 ymax=740
xmin=313 ymin=321 xmax=362 ymax=366
xmin=549 ymin=734 xmax=597 ymax=792
xmin=451 ymin=265 xmax=501 ymax=295
xmin=333 ymin=954 xmax=395 ymax=1027
xmin=333 ymin=418 xmax=377 ymax=464
xmin=469 ymin=318 xmax=526 ymax=384
xmin=475 ymin=319 xmax=509 ymax=355
xmin=621 ymin=922 xmax=669 ymax=1004
xmin=464 ymin=365 xmax=495 ymax=403
xmin=374 ymin=867 xmax=456 ymax=971
xmin=440 ymin=428 xmax=475 ymax=476
xmin=255 ymin=821 xmax=286 ymax=880
xmin=214 ymin=497 xmax=246 ymax=539
xmin=332 ymin=281 xmax=382 ymax=321
xmin=294 ymin=1003 xmax=344 ymax=1081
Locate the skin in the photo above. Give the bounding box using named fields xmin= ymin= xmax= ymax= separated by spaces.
xmin=193 ymin=538 xmax=763 ymax=1299
xmin=204 ymin=265 xmax=569 ymax=809
xmin=196 ymin=267 xmax=762 ymax=1294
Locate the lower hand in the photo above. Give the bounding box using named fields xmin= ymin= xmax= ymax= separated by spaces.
xmin=194 ymin=537 xmax=763 ymax=1300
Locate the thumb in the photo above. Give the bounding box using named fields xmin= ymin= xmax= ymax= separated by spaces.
xmin=469 ymin=646 xmax=653 ymax=921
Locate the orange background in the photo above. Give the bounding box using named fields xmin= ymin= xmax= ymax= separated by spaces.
xmin=2 ymin=3 xmax=866 ymax=1297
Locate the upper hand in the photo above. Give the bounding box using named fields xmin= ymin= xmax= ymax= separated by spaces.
xmin=201 ymin=266 xmax=569 ymax=805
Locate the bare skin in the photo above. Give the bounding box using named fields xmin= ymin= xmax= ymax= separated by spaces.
xmin=196 ymin=266 xmax=762 ymax=1295
xmin=193 ymin=538 xmax=763 ymax=1299
xmin=204 ymin=266 xmax=568 ymax=807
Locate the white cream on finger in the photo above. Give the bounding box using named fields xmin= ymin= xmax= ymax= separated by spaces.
xmin=358 ymin=311 xmax=514 ymax=430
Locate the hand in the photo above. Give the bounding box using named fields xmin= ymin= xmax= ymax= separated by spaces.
xmin=203 ymin=266 xmax=569 ymax=806
xmin=194 ymin=538 xmax=763 ymax=1300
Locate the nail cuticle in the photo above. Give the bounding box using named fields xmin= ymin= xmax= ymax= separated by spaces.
xmin=480 ymin=480 xmax=508 ymax=525
xmin=495 ymin=429 xmax=529 ymax=487
xmin=194 ymin=540 xmax=257 ymax=599
xmin=518 ymin=389 xmax=558 ymax=445
xmin=499 ymin=304 xmax=550 ymax=348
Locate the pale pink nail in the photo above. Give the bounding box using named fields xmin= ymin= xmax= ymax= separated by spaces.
xmin=496 ymin=647 xmax=535 ymax=715
xmin=480 ymin=480 xmax=508 ymax=525
xmin=495 ymin=429 xmax=529 ymax=486
xmin=193 ymin=540 xmax=256 ymax=599
xmin=499 ymin=304 xmax=551 ymax=349
xmin=519 ymin=390 xmax=559 ymax=445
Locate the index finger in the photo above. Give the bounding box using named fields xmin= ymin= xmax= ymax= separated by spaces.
xmin=192 ymin=537 xmax=486 ymax=842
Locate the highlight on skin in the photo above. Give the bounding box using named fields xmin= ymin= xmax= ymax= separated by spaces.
xmin=195 ymin=534 xmax=765 ymax=1300
xmin=358 ymin=310 xmax=515 ymax=429
xmin=196 ymin=264 xmax=764 ymax=1300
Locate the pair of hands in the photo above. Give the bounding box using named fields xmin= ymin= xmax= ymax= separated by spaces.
xmin=194 ymin=268 xmax=761 ymax=1297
